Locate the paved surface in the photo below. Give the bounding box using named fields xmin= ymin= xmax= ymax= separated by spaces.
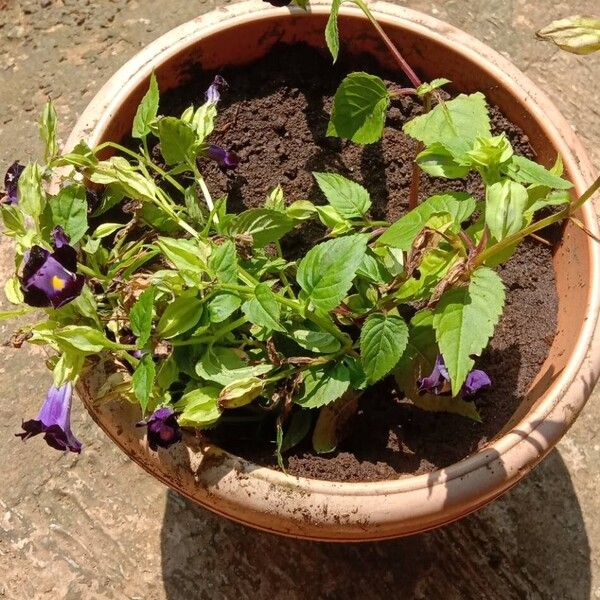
xmin=1 ymin=1 xmax=599 ymax=598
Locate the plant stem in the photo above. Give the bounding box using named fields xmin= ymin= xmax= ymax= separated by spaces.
xmin=476 ymin=173 xmax=600 ymax=266
xmin=352 ymin=0 xmax=422 ymax=88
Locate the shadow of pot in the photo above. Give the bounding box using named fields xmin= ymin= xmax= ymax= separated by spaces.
xmin=72 ymin=1 xmax=600 ymax=541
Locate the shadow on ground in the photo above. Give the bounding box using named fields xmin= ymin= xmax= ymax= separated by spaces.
xmin=160 ymin=449 xmax=590 ymax=599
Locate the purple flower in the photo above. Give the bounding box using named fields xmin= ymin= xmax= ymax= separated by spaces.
xmin=20 ymin=226 xmax=85 ymax=308
xmin=205 ymin=75 xmax=228 ymax=103
xmin=417 ymin=354 xmax=491 ymax=397
xmin=206 ymin=145 xmax=240 ymax=169
xmin=3 ymin=161 xmax=25 ymax=205
xmin=136 ymin=407 xmax=182 ymax=451
xmin=16 ymin=383 xmax=82 ymax=453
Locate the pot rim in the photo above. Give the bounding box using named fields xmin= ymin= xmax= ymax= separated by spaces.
xmin=68 ymin=0 xmax=600 ymax=510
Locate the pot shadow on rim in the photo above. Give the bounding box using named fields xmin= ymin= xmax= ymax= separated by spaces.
xmin=159 ymin=447 xmax=590 ymax=598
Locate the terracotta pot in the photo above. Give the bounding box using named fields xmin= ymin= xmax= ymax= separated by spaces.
xmin=69 ymin=1 xmax=600 ymax=541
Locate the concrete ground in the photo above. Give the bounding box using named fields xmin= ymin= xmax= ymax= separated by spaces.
xmin=1 ymin=0 xmax=599 ymax=598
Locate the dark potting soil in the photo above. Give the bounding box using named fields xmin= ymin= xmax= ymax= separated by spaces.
xmin=160 ymin=44 xmax=558 ymax=481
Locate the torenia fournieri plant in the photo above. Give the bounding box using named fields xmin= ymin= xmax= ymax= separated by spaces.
xmin=3 ymin=3 xmax=599 ymax=465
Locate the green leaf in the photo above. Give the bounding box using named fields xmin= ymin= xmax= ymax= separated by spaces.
xmin=360 ymin=314 xmax=409 ymax=383
xmin=157 ymin=293 xmax=204 ymax=338
xmin=295 ymin=362 xmax=350 ymax=409
xmin=327 ymin=72 xmax=391 ymax=144
xmin=1 ymin=204 xmax=26 ymax=237
xmin=404 ymin=93 xmax=491 ymax=157
xmin=524 ymin=190 xmax=571 ymax=222
xmin=297 ymin=234 xmax=367 ymax=311
xmin=416 ymin=78 xmax=451 ymax=96
xmin=208 ymin=292 xmax=241 ymax=323
xmin=156 ymin=236 xmax=209 ymax=272
xmin=485 ymin=179 xmax=528 ymax=241
xmin=4 ymin=276 xmax=24 ymax=304
xmin=218 ymin=377 xmax=264 ymax=409
xmin=325 ymin=0 xmax=342 ymax=62
xmin=190 ymin=101 xmax=217 ymax=141
xmin=378 ymin=192 xmax=476 ymax=250
xmin=242 ymin=283 xmax=284 ymax=332
xmin=293 ymin=327 xmax=342 ymax=354
xmin=416 ymin=143 xmax=471 ymax=179
xmin=209 ymin=240 xmax=238 ymax=284
xmin=315 ymin=205 xmax=351 ymax=234
xmin=90 ymin=156 xmax=158 ymax=201
xmin=53 ymin=351 xmax=85 ymax=388
xmin=281 ymin=409 xmax=313 ymax=452
xmin=174 ymin=386 xmax=221 ymax=428
xmin=265 ymin=185 xmax=285 ymax=212
xmin=18 ymin=163 xmax=45 ymax=220
xmin=157 ymin=117 xmax=196 ymax=165
xmin=504 ymin=155 xmax=573 ymax=190
xmin=39 ymin=101 xmax=58 ymax=162
xmin=132 ymin=353 xmax=155 ymax=412
xmin=53 ymin=325 xmax=118 ymax=354
xmin=132 ymin=72 xmax=159 ymax=139
xmin=286 ymin=200 xmax=317 ymax=222
xmin=313 ymin=172 xmax=371 ymax=218
xmin=312 ymin=392 xmax=359 ymax=454
xmin=49 ymin=183 xmax=88 ymax=244
xmin=130 ymin=287 xmax=156 ymax=347
xmin=537 ymin=16 xmax=600 ymax=55
xmin=433 ymin=267 xmax=505 ymax=396
xmin=195 ymin=346 xmax=274 ymax=386
xmin=230 ymin=208 xmax=294 ymax=248
xmin=356 ymin=250 xmax=392 ymax=284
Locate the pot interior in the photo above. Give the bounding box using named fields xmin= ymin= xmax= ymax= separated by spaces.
xmin=97 ymin=11 xmax=591 ymax=436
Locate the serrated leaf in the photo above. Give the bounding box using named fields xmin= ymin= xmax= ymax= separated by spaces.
xmin=286 ymin=200 xmax=317 ymax=221
xmin=485 ymin=179 xmax=528 ymax=241
xmin=404 ymin=93 xmax=491 ymax=157
xmin=157 ymin=293 xmax=203 ymax=338
xmin=174 ymin=386 xmax=221 ymax=428
xmin=242 ymin=283 xmax=284 ymax=332
xmin=313 ymin=172 xmax=371 ymax=218
xmin=195 ymin=346 xmax=273 ymax=386
xmin=325 ymin=0 xmax=342 ymax=62
xmin=356 ymin=249 xmax=392 ymax=284
xmin=360 ymin=314 xmax=409 ymax=383
xmin=230 ymin=208 xmax=294 ymax=248
xmin=378 ymin=192 xmax=476 ymax=250
xmin=265 ymin=185 xmax=285 ymax=212
xmin=53 ymin=325 xmax=119 ymax=354
xmin=504 ymin=155 xmax=573 ymax=190
xmin=156 ymin=236 xmax=210 ymax=273
xmin=130 ymin=287 xmax=155 ymax=347
xmin=4 ymin=276 xmax=24 ymax=304
xmin=537 ymin=16 xmax=600 ymax=55
xmin=208 ymin=292 xmax=241 ymax=323
xmin=327 ymin=72 xmax=391 ymax=144
xmin=157 ymin=117 xmax=196 ymax=165
xmin=296 ymin=234 xmax=368 ymax=311
xmin=295 ymin=363 xmax=350 ymax=409
xmin=433 ymin=267 xmax=505 ymax=396
xmin=90 ymin=156 xmax=158 ymax=201
xmin=209 ymin=240 xmax=237 ymax=284
xmin=132 ymin=72 xmax=159 ymax=139
xmin=49 ymin=183 xmax=88 ymax=244
xmin=132 ymin=353 xmax=155 ymax=412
